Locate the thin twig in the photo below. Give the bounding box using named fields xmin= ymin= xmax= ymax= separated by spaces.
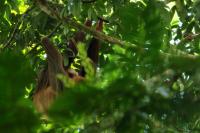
xmin=26 ymin=22 xmax=62 ymax=56
xmin=47 ymin=22 xmax=62 ymax=38
xmin=2 ymin=6 xmax=35 ymax=50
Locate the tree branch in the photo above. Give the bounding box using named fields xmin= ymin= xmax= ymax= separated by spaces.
xmin=82 ymin=0 xmax=97 ymax=4
xmin=34 ymin=0 xmax=137 ymax=47
xmin=35 ymin=0 xmax=200 ymax=67
xmin=2 ymin=6 xmax=35 ymax=50
xmin=26 ymin=22 xmax=62 ymax=56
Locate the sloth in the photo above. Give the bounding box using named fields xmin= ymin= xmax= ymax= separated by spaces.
xmin=32 ymin=19 xmax=103 ymax=113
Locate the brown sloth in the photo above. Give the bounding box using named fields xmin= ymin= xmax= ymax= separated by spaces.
xmin=33 ymin=19 xmax=103 ymax=113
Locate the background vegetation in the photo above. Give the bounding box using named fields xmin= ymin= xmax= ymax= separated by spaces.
xmin=1 ymin=0 xmax=200 ymax=132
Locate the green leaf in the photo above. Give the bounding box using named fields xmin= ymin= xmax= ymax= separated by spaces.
xmin=114 ymin=3 xmax=145 ymax=44
xmin=0 ymin=52 xmax=38 ymax=133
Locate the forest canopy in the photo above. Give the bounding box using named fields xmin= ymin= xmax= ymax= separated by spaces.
xmin=1 ymin=0 xmax=200 ymax=132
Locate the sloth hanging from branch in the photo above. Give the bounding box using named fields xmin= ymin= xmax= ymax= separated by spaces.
xmin=32 ymin=18 xmax=104 ymax=113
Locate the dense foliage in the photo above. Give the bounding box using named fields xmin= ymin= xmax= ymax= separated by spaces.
xmin=1 ymin=0 xmax=200 ymax=132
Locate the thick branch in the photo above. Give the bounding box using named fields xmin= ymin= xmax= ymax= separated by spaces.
xmin=82 ymin=0 xmax=96 ymax=4
xmin=66 ymin=19 xmax=132 ymax=46
xmin=35 ymin=0 xmax=200 ymax=66
xmin=35 ymin=0 xmax=136 ymax=47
